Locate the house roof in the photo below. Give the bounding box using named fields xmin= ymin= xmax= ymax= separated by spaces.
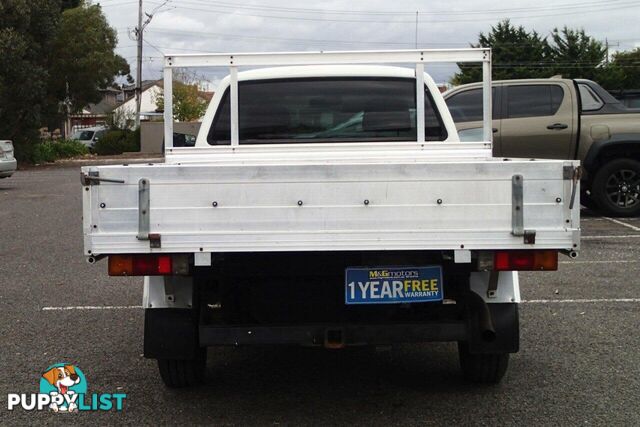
xmin=100 ymin=87 xmax=122 ymax=94
xmin=75 ymin=80 xmax=213 ymax=118
xmin=122 ymin=80 xmax=161 ymax=93
xmin=86 ymin=98 xmax=117 ymax=115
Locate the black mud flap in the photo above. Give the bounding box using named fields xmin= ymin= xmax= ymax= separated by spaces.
xmin=467 ymin=303 xmax=519 ymax=354
xmin=144 ymin=308 xmax=200 ymax=359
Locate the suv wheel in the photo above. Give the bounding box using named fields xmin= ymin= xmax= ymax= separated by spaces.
xmin=580 ymin=189 xmax=597 ymax=211
xmin=592 ymin=158 xmax=640 ymax=217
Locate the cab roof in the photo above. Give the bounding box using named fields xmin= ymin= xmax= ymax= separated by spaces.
xmin=235 ymin=65 xmax=416 ymax=81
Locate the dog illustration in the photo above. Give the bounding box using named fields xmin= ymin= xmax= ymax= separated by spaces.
xmin=42 ymin=365 xmax=80 ymax=412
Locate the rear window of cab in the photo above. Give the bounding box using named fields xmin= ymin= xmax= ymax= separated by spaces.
xmin=208 ymin=77 xmax=447 ymax=145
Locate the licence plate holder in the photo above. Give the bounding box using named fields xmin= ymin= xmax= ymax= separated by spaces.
xmin=345 ymin=266 xmax=443 ymax=305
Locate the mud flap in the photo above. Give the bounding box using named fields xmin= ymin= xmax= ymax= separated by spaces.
xmin=144 ymin=308 xmax=201 ymax=359
xmin=467 ymin=303 xmax=519 ymax=354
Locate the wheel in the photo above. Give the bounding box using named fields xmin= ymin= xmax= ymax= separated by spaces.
xmin=591 ymin=158 xmax=640 ymax=217
xmin=580 ymin=189 xmax=598 ymax=211
xmin=157 ymin=348 xmax=207 ymax=388
xmin=458 ymin=342 xmax=509 ymax=384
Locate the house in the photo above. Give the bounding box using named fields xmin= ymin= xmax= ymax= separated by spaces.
xmin=67 ymin=80 xmax=163 ymax=133
xmin=67 ymin=79 xmax=214 ymax=135
xmin=111 ymin=80 xmax=164 ymax=127
xmin=67 ymin=87 xmax=122 ymax=133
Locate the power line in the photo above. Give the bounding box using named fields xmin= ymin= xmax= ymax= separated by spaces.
xmin=142 ymin=42 xmax=216 ymax=53
xmin=143 ymin=39 xmax=166 ymax=54
xmin=99 ymin=1 xmax=138 ymax=7
xmin=145 ymin=28 xmax=635 ymax=51
xmin=146 ymin=28 xmax=413 ymax=46
xmin=145 ymin=0 xmax=639 ymax=24
xmin=164 ymin=0 xmax=636 ymax=17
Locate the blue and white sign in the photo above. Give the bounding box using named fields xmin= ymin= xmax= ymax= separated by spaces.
xmin=345 ymin=266 xmax=443 ymax=305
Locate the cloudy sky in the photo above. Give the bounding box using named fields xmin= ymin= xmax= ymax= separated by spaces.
xmin=98 ymin=0 xmax=640 ymax=87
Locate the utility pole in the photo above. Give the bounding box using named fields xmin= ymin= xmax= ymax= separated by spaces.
xmin=415 ymin=11 xmax=418 ymax=49
xmin=604 ymin=39 xmax=621 ymax=65
xmin=135 ymin=0 xmax=143 ymax=128
xmin=132 ymin=0 xmax=169 ymax=128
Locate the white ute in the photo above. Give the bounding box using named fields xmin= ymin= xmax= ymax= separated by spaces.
xmin=81 ymin=49 xmax=580 ymax=387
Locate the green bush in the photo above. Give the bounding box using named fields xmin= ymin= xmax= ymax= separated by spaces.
xmin=52 ymin=139 xmax=88 ymax=158
xmin=32 ymin=142 xmax=56 ymax=164
xmin=31 ymin=139 xmax=88 ymax=164
xmin=93 ymin=129 xmax=140 ymax=155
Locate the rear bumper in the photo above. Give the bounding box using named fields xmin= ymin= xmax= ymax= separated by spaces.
xmin=0 ymin=159 xmax=16 ymax=177
xmin=143 ymin=304 xmax=520 ymax=359
xmin=199 ymin=322 xmax=467 ymax=347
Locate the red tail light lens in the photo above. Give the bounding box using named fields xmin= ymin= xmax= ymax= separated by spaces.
xmin=109 ymin=255 xmax=173 ymax=276
xmin=494 ymin=250 xmax=557 ymax=271
xmin=108 ymin=255 xmax=133 ymax=276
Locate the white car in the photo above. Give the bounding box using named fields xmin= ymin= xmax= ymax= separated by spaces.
xmin=0 ymin=140 xmax=17 ymax=178
xmin=70 ymin=126 xmax=107 ymax=149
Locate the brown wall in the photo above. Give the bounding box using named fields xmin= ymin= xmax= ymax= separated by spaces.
xmin=140 ymin=122 xmax=201 ymax=153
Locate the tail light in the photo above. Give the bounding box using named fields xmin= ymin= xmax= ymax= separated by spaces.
xmin=493 ymin=250 xmax=557 ymax=271
xmin=108 ymin=255 xmax=188 ymax=276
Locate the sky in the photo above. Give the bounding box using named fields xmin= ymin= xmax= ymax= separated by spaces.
xmin=97 ymin=0 xmax=640 ymax=88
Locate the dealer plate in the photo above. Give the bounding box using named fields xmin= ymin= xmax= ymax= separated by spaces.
xmin=345 ymin=266 xmax=443 ymax=305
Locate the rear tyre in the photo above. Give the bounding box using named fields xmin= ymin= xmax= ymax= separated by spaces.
xmin=592 ymin=158 xmax=640 ymax=217
xmin=157 ymin=348 xmax=207 ymax=388
xmin=458 ymin=342 xmax=509 ymax=384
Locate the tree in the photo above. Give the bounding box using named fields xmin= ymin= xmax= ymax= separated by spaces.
xmin=452 ymin=21 xmax=614 ymax=86
xmin=46 ymin=3 xmax=131 ymax=127
xmin=549 ymin=27 xmax=607 ymax=81
xmin=156 ymin=82 xmax=208 ymax=122
xmin=452 ymin=20 xmax=552 ymax=85
xmin=60 ymin=0 xmax=81 ymax=10
xmin=598 ymin=48 xmax=640 ymax=91
xmin=0 ymin=0 xmax=60 ymax=156
xmin=0 ymin=1 xmax=131 ymax=160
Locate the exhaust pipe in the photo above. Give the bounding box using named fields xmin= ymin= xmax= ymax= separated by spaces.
xmin=86 ymin=254 xmax=106 ymax=264
xmin=462 ymin=291 xmax=496 ymax=343
xmin=561 ymin=249 xmax=579 ymax=259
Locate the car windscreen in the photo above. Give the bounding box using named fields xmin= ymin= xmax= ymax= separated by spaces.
xmin=73 ymin=130 xmax=95 ymax=141
xmin=208 ymin=77 xmax=446 ymax=145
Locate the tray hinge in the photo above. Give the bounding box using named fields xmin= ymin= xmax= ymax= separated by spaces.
xmin=563 ymin=165 xmax=583 ymax=209
xmin=136 ymin=178 xmax=161 ymax=248
xmin=512 ymin=174 xmax=536 ymax=244
xmin=80 ymin=171 xmax=125 ymax=186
